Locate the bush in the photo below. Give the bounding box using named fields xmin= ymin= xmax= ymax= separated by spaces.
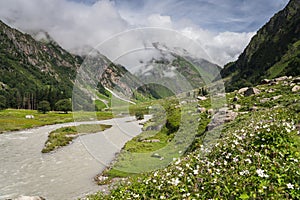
xmin=55 ymin=99 xmax=72 ymax=113
xmin=135 ymin=111 xmax=144 ymax=120
xmin=37 ymin=100 xmax=51 ymax=114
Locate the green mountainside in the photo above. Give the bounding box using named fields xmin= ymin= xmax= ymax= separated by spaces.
xmin=221 ymin=0 xmax=300 ymax=91
xmin=0 ymin=20 xmax=83 ymax=109
xmin=0 ymin=20 xmax=151 ymax=110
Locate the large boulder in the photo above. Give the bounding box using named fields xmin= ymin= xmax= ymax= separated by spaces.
xmin=244 ymin=87 xmax=260 ymax=97
xmin=275 ymin=76 xmax=289 ymax=82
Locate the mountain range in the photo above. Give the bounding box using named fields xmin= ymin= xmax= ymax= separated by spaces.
xmin=1 ymin=0 xmax=300 ymax=110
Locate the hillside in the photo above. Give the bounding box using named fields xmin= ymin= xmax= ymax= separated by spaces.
xmin=0 ymin=20 xmax=151 ymax=111
xmin=86 ymin=75 xmax=300 ymax=199
xmin=0 ymin=20 xmax=83 ymax=109
xmin=221 ymin=0 xmax=300 ymax=91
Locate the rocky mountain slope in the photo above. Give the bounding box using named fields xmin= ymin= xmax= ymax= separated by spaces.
xmin=221 ymin=0 xmax=300 ymax=91
xmin=0 ymin=20 xmax=149 ymax=110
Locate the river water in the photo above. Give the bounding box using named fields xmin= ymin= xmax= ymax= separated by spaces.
xmin=0 ymin=116 xmax=150 ymax=200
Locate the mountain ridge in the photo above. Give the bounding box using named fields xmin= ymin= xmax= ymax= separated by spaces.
xmin=221 ymin=0 xmax=300 ymax=91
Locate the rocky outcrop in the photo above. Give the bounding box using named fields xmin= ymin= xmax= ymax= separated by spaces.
xmin=206 ymin=108 xmax=238 ymax=131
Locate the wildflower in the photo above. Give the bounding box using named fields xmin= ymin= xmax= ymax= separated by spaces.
xmin=256 ymin=169 xmax=269 ymax=178
xmin=171 ymin=177 xmax=180 ymax=186
xmin=193 ymin=169 xmax=198 ymax=175
xmin=233 ymin=157 xmax=239 ymax=162
xmin=287 ymin=183 xmax=294 ymax=189
xmin=245 ymin=158 xmax=252 ymax=164
xmin=239 ymin=170 xmax=250 ymax=176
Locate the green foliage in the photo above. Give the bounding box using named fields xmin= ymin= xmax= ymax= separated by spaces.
xmin=37 ymin=100 xmax=51 ymax=114
xmin=55 ymin=99 xmax=72 ymax=113
xmin=0 ymin=95 xmax=7 ymax=110
xmin=135 ymin=111 xmax=144 ymax=120
xmin=42 ymin=124 xmax=112 ymax=153
xmin=87 ymin=108 xmax=300 ymax=200
xmin=222 ymin=1 xmax=300 ymax=91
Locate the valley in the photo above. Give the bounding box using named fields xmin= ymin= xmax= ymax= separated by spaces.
xmin=0 ymin=0 xmax=300 ymax=199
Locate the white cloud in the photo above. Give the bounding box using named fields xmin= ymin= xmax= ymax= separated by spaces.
xmin=0 ymin=0 xmax=255 ymax=67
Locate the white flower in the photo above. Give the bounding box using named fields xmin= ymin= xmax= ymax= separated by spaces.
xmin=239 ymin=170 xmax=250 ymax=176
xmin=256 ymin=169 xmax=269 ymax=178
xmin=233 ymin=157 xmax=239 ymax=162
xmin=245 ymin=158 xmax=252 ymax=164
xmin=171 ymin=177 xmax=180 ymax=186
xmin=193 ymin=169 xmax=198 ymax=175
xmin=287 ymin=183 xmax=294 ymax=189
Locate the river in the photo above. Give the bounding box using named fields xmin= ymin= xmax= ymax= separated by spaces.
xmin=0 ymin=115 xmax=151 ymax=200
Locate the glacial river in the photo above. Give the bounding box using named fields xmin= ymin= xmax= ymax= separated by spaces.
xmin=0 ymin=116 xmax=150 ymax=200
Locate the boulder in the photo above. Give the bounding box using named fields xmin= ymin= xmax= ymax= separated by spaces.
xmin=250 ymin=106 xmax=259 ymax=111
xmin=197 ymin=107 xmax=206 ymax=113
xmin=292 ymin=85 xmax=300 ymax=92
xmin=233 ymin=96 xmax=239 ymax=102
xmin=197 ymin=96 xmax=208 ymax=101
xmin=151 ymin=153 xmax=161 ymax=158
xmin=275 ymin=76 xmax=288 ymax=82
xmin=272 ymin=95 xmax=282 ymax=101
xmin=238 ymin=87 xmax=249 ymax=95
xmin=261 ymin=79 xmax=271 ymax=84
xmin=260 ymin=98 xmax=270 ymax=103
xmin=233 ymin=104 xmax=241 ymax=111
xmin=244 ymin=87 xmax=260 ymax=97
xmin=292 ymin=77 xmax=300 ymax=84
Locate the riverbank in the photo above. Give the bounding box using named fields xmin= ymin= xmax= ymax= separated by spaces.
xmin=0 ymin=109 xmax=112 ymax=133
xmin=0 ymin=115 xmax=151 ymax=200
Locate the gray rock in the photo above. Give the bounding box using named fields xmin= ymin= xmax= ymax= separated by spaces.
xmin=244 ymin=87 xmax=260 ymax=97
xmin=233 ymin=104 xmax=241 ymax=111
xmin=233 ymin=96 xmax=239 ymax=102
xmin=292 ymin=85 xmax=300 ymax=92
xmin=151 ymin=153 xmax=161 ymax=158
xmin=261 ymin=79 xmax=271 ymax=84
xmin=197 ymin=96 xmax=208 ymax=101
xmin=260 ymin=98 xmax=270 ymax=103
xmin=292 ymin=77 xmax=300 ymax=83
xmin=272 ymin=95 xmax=282 ymax=101
xmin=275 ymin=76 xmax=288 ymax=82
xmin=238 ymin=87 xmax=249 ymax=95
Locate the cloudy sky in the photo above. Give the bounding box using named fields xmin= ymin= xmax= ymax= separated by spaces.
xmin=0 ymin=0 xmax=289 ymax=66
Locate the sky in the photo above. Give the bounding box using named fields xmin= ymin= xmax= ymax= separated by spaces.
xmin=0 ymin=0 xmax=289 ymax=67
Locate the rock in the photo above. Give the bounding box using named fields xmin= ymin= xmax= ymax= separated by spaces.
xmin=206 ymin=108 xmax=238 ymax=131
xmin=13 ymin=196 xmax=45 ymax=200
xmin=260 ymin=98 xmax=270 ymax=103
xmin=197 ymin=107 xmax=206 ymax=113
xmin=233 ymin=96 xmax=239 ymax=102
xmin=151 ymin=153 xmax=161 ymax=158
xmin=207 ymin=109 xmax=214 ymax=115
xmin=292 ymin=77 xmax=300 ymax=83
xmin=275 ymin=76 xmax=288 ymax=82
xmin=266 ymin=88 xmax=275 ymax=93
xmin=238 ymin=87 xmax=249 ymax=95
xmin=197 ymin=96 xmax=208 ymax=101
xmin=25 ymin=115 xmax=34 ymax=119
xmin=261 ymin=79 xmax=271 ymax=84
xmin=250 ymin=106 xmax=259 ymax=111
xmin=233 ymin=104 xmax=241 ymax=111
xmin=292 ymin=85 xmax=300 ymax=92
xmin=244 ymin=87 xmax=260 ymax=97
xmin=272 ymin=95 xmax=282 ymax=101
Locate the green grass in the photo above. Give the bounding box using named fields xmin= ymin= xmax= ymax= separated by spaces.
xmin=0 ymin=109 xmax=113 ymax=133
xmin=85 ymin=76 xmax=300 ymax=200
xmin=42 ymin=123 xmax=112 ymax=153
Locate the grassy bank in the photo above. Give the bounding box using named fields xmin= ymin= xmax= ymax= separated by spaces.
xmin=42 ymin=124 xmax=112 ymax=153
xmin=0 ymin=109 xmax=113 ymax=133
xmin=85 ymin=77 xmax=300 ymax=199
